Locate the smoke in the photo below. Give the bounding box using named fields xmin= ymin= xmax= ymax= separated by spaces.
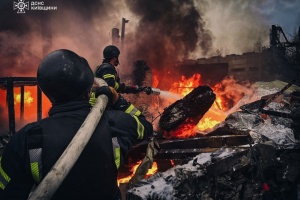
xmin=201 ymin=0 xmax=268 ymax=56
xmin=132 ymin=60 xmax=151 ymax=86
xmin=0 ymin=0 xmax=131 ymax=77
xmin=213 ymin=76 xmax=254 ymax=111
xmin=122 ymin=0 xmax=300 ymax=74
xmin=123 ymin=0 xmax=212 ymax=68
xmin=0 ymin=31 xmax=43 ymax=76
xmin=1 ymin=0 xmax=299 ymax=77
xmin=0 ymin=0 xmax=130 ymax=134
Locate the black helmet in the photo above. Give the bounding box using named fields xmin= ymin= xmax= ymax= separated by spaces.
xmin=37 ymin=49 xmax=94 ymax=104
xmin=103 ymin=45 xmax=120 ymax=59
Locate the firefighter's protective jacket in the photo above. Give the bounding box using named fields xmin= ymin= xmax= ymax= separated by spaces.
xmin=0 ymin=98 xmax=153 ymax=199
xmin=95 ymin=63 xmax=126 ymax=93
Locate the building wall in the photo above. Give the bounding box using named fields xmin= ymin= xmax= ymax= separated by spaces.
xmin=197 ymin=51 xmax=272 ymax=82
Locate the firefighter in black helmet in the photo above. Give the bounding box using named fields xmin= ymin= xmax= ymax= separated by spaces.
xmin=95 ymin=45 xmax=141 ymax=94
xmin=37 ymin=49 xmax=94 ymax=104
xmin=0 ymin=49 xmax=153 ymax=200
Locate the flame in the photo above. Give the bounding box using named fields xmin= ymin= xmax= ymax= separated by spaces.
xmin=12 ymin=87 xmax=51 ymax=121
xmin=167 ymin=120 xmax=197 ymax=138
xmin=14 ymin=91 xmax=34 ymax=106
xmin=214 ymin=97 xmax=223 ymax=110
xmin=166 ymin=73 xmax=232 ymax=137
xmin=152 ymin=71 xmax=159 ymax=88
xmin=0 ymin=86 xmax=51 ymax=134
xmin=197 ymin=117 xmax=220 ymax=131
xmin=170 ymin=160 xmax=175 ymax=166
xmin=146 ymin=162 xmax=158 ymax=177
xmin=117 ymin=161 xmax=158 ymax=186
xmin=169 ymin=73 xmax=201 ymax=96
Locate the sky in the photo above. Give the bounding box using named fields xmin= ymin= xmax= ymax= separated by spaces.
xmin=258 ymin=0 xmax=300 ymax=35
xmin=0 ymin=0 xmax=299 ymax=77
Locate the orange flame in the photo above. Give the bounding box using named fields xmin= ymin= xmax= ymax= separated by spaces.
xmin=197 ymin=117 xmax=220 ymax=131
xmin=117 ymin=161 xmax=158 ymax=186
xmin=152 ymin=71 xmax=159 ymax=88
xmin=12 ymin=87 xmax=51 ymax=121
xmin=167 ymin=120 xmax=198 ymax=138
xmin=14 ymin=91 xmax=34 ymax=106
xmin=167 ymin=73 xmax=230 ymax=137
xmin=146 ymin=162 xmax=158 ymax=177
xmin=170 ymin=160 xmax=175 ymax=166
xmin=0 ymin=86 xmax=51 ymax=133
xmin=169 ymin=74 xmax=201 ymax=96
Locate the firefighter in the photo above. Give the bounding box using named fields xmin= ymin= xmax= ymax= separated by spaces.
xmin=95 ymin=45 xmax=141 ymax=94
xmin=0 ymin=49 xmax=153 ymax=200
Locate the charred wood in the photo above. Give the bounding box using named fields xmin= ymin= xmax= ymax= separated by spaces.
xmin=125 ymin=135 xmax=250 ymax=165
xmin=159 ymin=85 xmax=216 ymax=133
xmin=127 ymin=144 xmax=300 ymax=200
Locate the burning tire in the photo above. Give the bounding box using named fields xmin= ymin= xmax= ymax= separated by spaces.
xmin=159 ymin=85 xmax=216 ymax=132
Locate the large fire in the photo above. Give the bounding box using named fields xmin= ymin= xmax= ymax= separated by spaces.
xmin=0 ymin=72 xmax=247 ymax=186
xmin=116 ymin=72 xmax=234 ymax=184
xmin=154 ymin=72 xmax=246 ymax=138
xmin=169 ymin=74 xmax=201 ymax=96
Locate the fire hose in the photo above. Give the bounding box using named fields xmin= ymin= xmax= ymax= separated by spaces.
xmin=28 ymin=78 xmax=108 ymax=200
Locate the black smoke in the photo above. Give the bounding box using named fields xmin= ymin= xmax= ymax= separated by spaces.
xmin=0 ymin=0 xmax=214 ymax=81
xmin=0 ymin=0 xmax=113 ymax=77
xmin=0 ymin=0 xmax=114 ymax=134
xmin=132 ymin=60 xmax=151 ymax=86
xmin=124 ymin=0 xmax=213 ymax=68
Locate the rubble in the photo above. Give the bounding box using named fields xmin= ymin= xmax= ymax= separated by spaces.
xmin=126 ymin=80 xmax=300 ymax=200
xmin=127 ymin=143 xmax=300 ymax=200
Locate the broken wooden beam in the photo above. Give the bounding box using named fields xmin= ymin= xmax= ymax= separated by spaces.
xmin=125 ymin=135 xmax=250 ymax=165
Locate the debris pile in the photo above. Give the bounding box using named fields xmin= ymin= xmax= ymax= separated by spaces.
xmin=127 ymin=140 xmax=300 ymax=200
xmin=126 ymin=81 xmax=300 ymax=200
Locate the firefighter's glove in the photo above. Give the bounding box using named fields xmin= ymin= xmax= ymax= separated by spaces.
xmin=90 ymin=86 xmax=119 ymax=107
xmin=89 ymin=93 xmax=97 ymax=106
xmin=124 ymin=85 xmax=141 ymax=94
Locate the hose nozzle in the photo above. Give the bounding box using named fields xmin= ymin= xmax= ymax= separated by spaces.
xmin=143 ymin=87 xmax=161 ymax=95
xmin=151 ymin=88 xmax=161 ymax=95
